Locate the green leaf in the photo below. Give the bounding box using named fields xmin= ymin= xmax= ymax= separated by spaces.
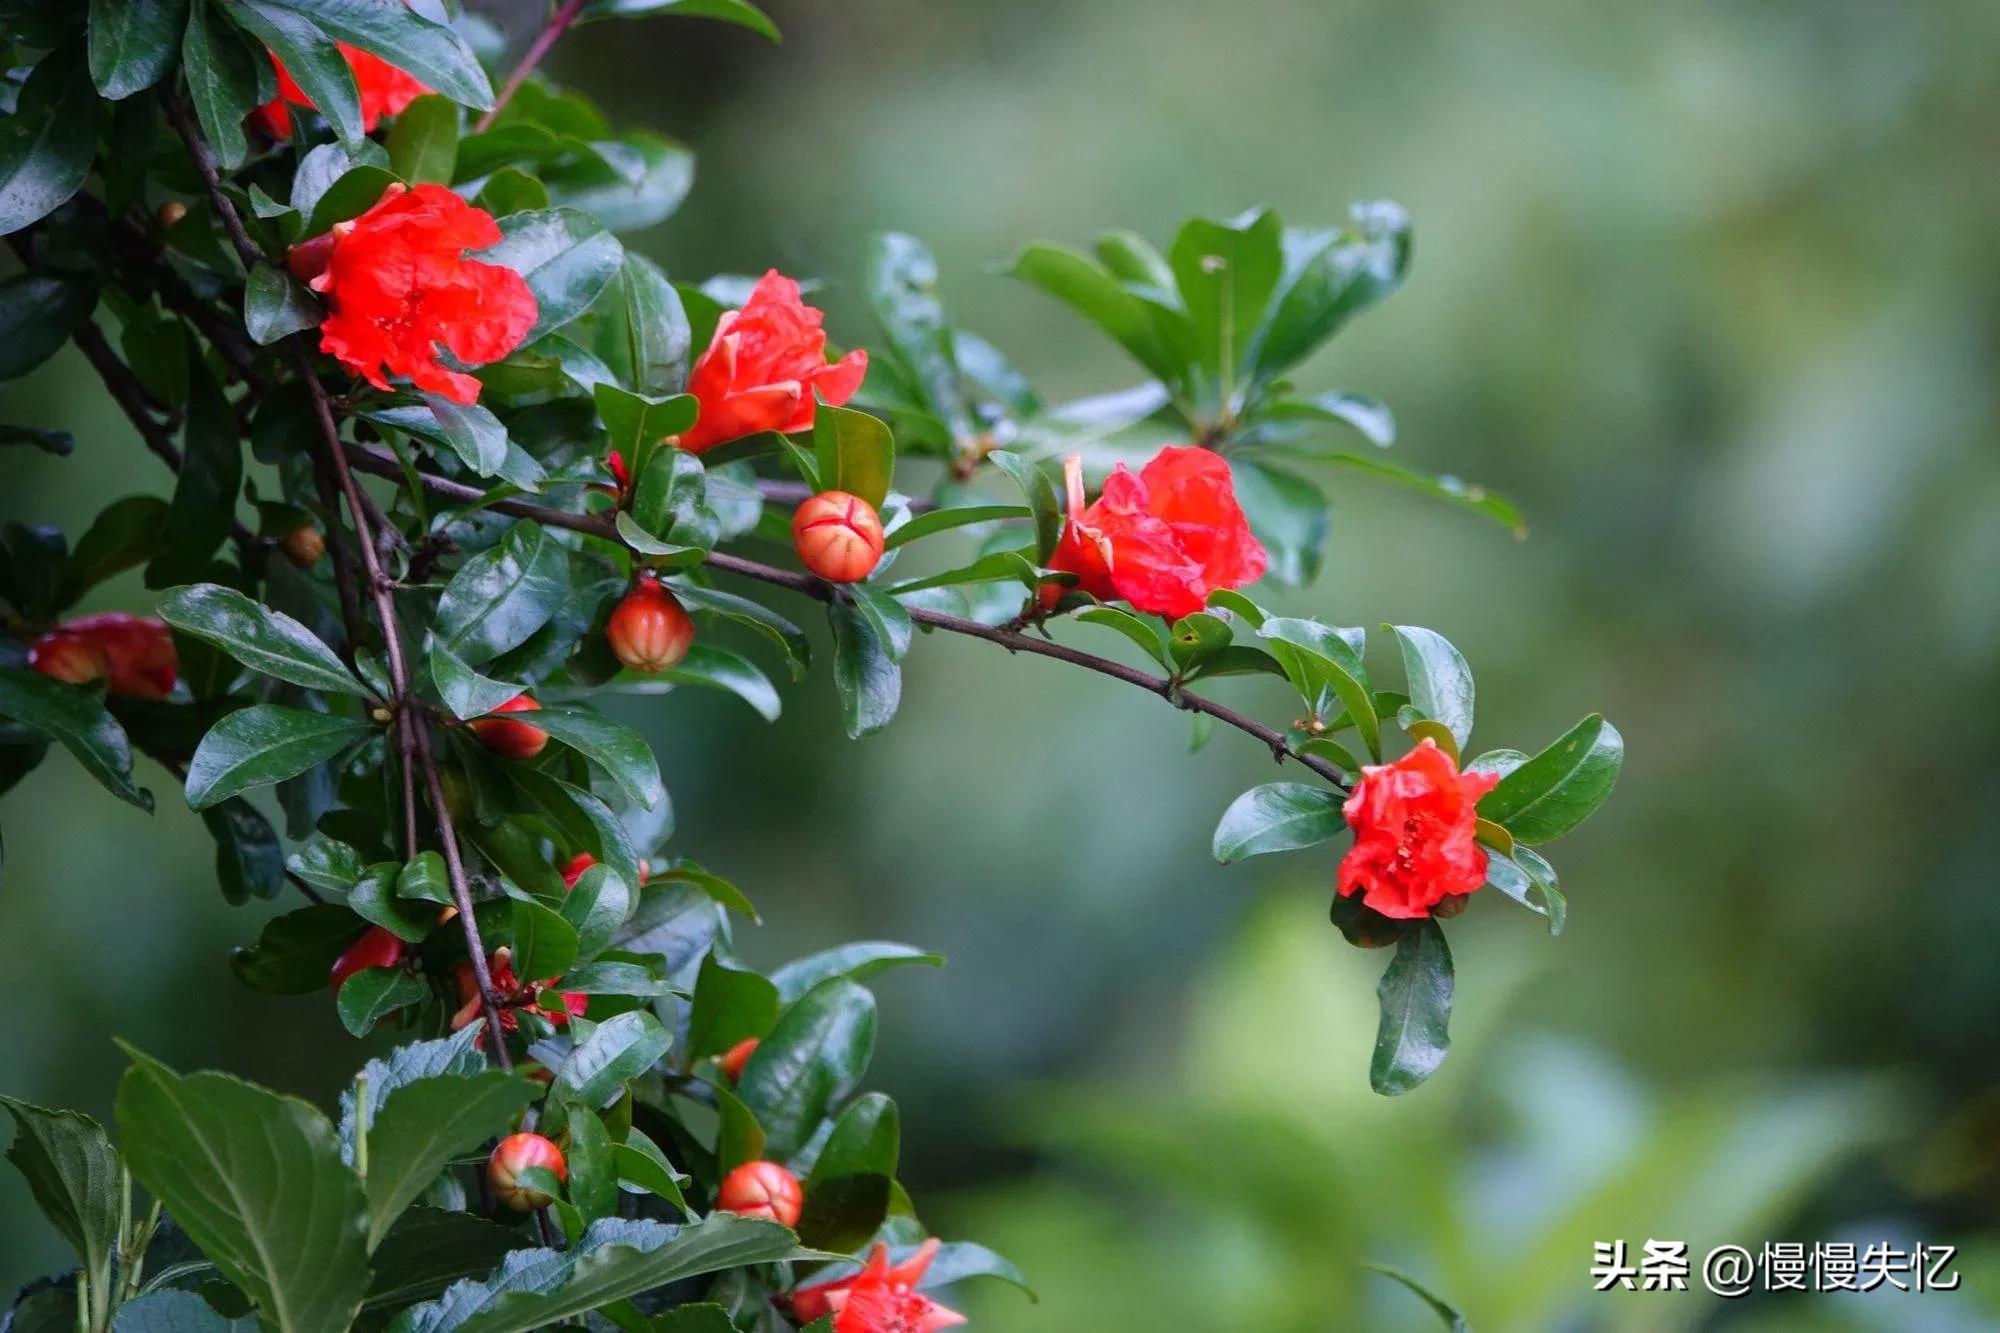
xmin=422 ymin=394 xmax=511 ymax=478
xmin=89 ymin=0 xmax=189 ymax=99
xmin=579 ymin=0 xmax=781 ymax=42
xmin=475 ymin=168 xmax=548 ymax=217
xmin=1479 ymin=714 xmax=1624 ymax=844
xmin=987 ymin=450 xmax=1062 ymax=562
xmin=289 ymin=833 xmax=364 ymax=896
xmin=106 ymin=1290 xmax=255 ymax=1329
xmin=1317 ymin=450 xmax=1526 ymax=535
xmin=0 ymin=1097 xmax=119 ymax=1319
xmin=512 ymin=896 xmax=580 ymax=984
xmin=1071 ymin=606 xmax=1171 ymax=669
xmin=1169 ymin=209 xmax=1283 ymax=386
xmin=1247 ymin=203 xmax=1411 ymax=382
xmin=737 ymin=977 xmax=876 ymax=1162
xmin=302 ymin=163 xmax=399 ymax=238
xmin=0 ymin=667 xmax=152 ymax=810
xmin=159 ymin=583 xmax=369 ymax=696
xmin=649 ymin=861 xmax=757 ymax=920
xmin=1230 ymin=455 xmax=1327 ymax=587
xmin=1212 ymin=782 xmax=1346 ymax=863
xmin=554 ymin=1010 xmax=672 ymax=1111
xmin=650 ymin=1305 xmax=735 ymax=1333
xmin=1004 ymin=242 xmax=1190 ymax=391
xmin=220 ymin=0 xmax=366 ymax=144
xmin=365 ymin=1208 xmax=531 ymax=1312
xmin=1258 ymin=618 xmax=1377 ymax=758
xmin=340 ymin=1029 xmax=486 ymax=1159
xmin=436 ymin=520 xmax=569 ymax=665
xmin=1385 ymin=624 xmax=1474 ymax=751
xmin=388 ymin=1214 xmax=801 ymax=1333
xmin=185 ymin=706 xmax=368 ymax=810
xmin=651 ymin=643 xmax=780 ymax=722
xmin=866 ymin=231 xmax=966 ymax=436
xmin=349 ymin=861 xmax=439 ymax=941
xmin=0 ymin=424 xmax=72 ymax=454
xmin=558 ymin=959 xmax=677 ymax=996
xmin=669 ymin=581 xmax=809 ymax=679
xmin=1485 ymin=845 xmax=1565 ymax=935
xmin=243 ymin=265 xmax=322 ymax=344
xmin=603 ymin=388 xmax=699 ymax=484
xmin=600 ymin=253 xmax=691 ymax=394
xmin=1364 ymin=1263 xmax=1470 ymax=1332
xmin=564 ymin=1103 xmax=617 ymax=1223
xmin=768 ymin=941 xmax=942 ymax=1005
xmin=531 ymin=706 xmax=664 ymax=811
xmin=561 ymin=863 xmax=633 ymax=961
xmin=230 ymin=904 xmax=368 ymax=995
xmin=116 ymin=1048 xmax=372 ymax=1333
xmin=827 ymin=600 xmax=900 ymax=740
xmin=58 ymin=496 xmax=168 ymax=605
xmin=484 ymin=209 xmax=624 ymax=340
xmin=182 ymin=0 xmax=261 ymax=171
xmin=1256 ymin=388 xmax=1395 ymax=447
xmin=202 ymin=795 xmax=286 ymax=904
xmin=881 ymin=503 xmax=1028 ymax=552
xmin=364 ymin=1072 xmax=536 ymax=1249
xmin=387 ymin=93 xmax=459 ymax=184
xmin=797 ymin=1092 xmax=897 ymax=1252
xmin=546 ymin=132 xmax=694 ymax=235
xmin=0 ymin=272 xmax=97 ymax=380
xmin=336 ymin=965 xmax=425 ymax=1038
xmin=1167 ymin=611 xmax=1233 ymax=673
xmin=146 ymin=353 xmax=240 ymax=586
xmin=0 ymin=47 xmax=98 ymax=236
xmin=428 ymin=638 xmax=523 ymax=721
xmin=1370 ymin=920 xmax=1453 ymax=1096
xmin=686 ymin=953 xmax=778 ymax=1063
xmin=812 ymin=405 xmax=895 ymax=510
xmin=250 ymin=0 xmax=494 ymax=111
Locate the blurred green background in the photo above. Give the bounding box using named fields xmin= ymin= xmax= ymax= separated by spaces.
xmin=4 ymin=1 xmax=1999 ymax=1328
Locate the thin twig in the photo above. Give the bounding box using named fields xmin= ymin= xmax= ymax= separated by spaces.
xmin=476 ymin=0 xmax=590 ymax=133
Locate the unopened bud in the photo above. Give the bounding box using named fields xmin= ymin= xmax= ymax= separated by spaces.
xmin=488 ymin=1133 xmax=567 ymax=1211
xmin=560 ymin=852 xmax=596 ymax=890
xmin=329 ymin=926 xmax=405 ymax=992
xmin=718 ymin=1038 xmax=759 ymax=1083
xmin=716 ymin=1160 xmax=802 ymax=1227
xmin=469 ymin=694 xmax=548 ymax=759
xmin=606 ymin=574 xmax=694 ymax=673
xmin=282 ymin=524 xmax=325 ymax=567
xmin=156 ymin=200 xmax=188 ymax=229
xmin=792 ymin=491 xmax=885 ymax=584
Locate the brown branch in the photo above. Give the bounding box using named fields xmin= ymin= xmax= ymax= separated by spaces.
xmin=476 ymin=0 xmax=590 ymax=133
xmin=335 ymin=441 xmax=1349 ymax=788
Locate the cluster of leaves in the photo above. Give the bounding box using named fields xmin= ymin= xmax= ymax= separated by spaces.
xmin=0 ymin=0 xmax=1618 ymax=1326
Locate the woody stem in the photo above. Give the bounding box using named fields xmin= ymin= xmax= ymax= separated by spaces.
xmin=477 ymin=0 xmax=591 ymax=133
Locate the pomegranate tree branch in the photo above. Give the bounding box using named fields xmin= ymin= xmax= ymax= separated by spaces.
xmin=476 ymin=0 xmax=590 ymax=133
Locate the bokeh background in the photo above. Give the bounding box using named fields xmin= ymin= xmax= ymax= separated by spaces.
xmin=4 ymin=2 xmax=1999 ymax=1328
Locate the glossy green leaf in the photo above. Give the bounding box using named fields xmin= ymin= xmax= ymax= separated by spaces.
xmin=668 ymin=581 xmax=810 ymax=679
xmin=1247 ymin=203 xmax=1411 ymax=382
xmin=1075 ymin=605 xmax=1171 ymax=669
xmin=828 ymin=600 xmax=901 ymax=740
xmin=882 ymin=503 xmax=1028 ymax=551
xmin=737 ymin=977 xmax=876 ymax=1162
xmin=336 ymin=965 xmax=425 ymax=1038
xmin=866 ymin=231 xmax=967 ymax=436
xmin=202 ymin=795 xmax=286 ymax=904
xmin=1259 ymin=618 xmax=1377 ymax=758
xmin=554 ymin=1010 xmax=672 ymax=1111
xmin=561 ymin=862 xmax=633 ymax=961
xmin=243 ymin=265 xmax=321 ymax=344
xmin=1169 ymin=209 xmax=1283 ymax=384
xmin=0 ymin=48 xmax=98 ymax=236
xmin=339 ymin=1029 xmax=486 ymax=1159
xmin=420 ymin=395 xmax=512 ymax=478
xmin=512 ymin=897 xmax=580 ymax=984
xmin=302 ymin=163 xmax=399 ymax=238
xmin=797 ymin=1092 xmax=897 ymax=1252
xmin=1230 ymin=455 xmax=1327 ymax=587
xmin=0 ymin=272 xmax=97 ymax=380
xmin=0 ymin=1097 xmax=119 ymax=1319
xmin=580 ymin=0 xmax=781 ymax=41
xmin=436 ymin=521 xmax=569 ymax=665
xmin=387 ymin=93 xmax=459 ymax=184
xmin=220 ymin=0 xmax=366 ymax=144
xmin=116 ymin=1048 xmax=372 ymax=1333
xmin=1385 ymin=624 xmax=1474 ymax=750
xmin=1212 ymin=782 xmax=1346 ymax=863
xmin=160 ymin=583 xmax=369 ymax=696
xmin=289 ymin=834 xmax=363 ymax=896
xmin=987 ymin=450 xmax=1063 ymax=562
xmin=254 ymin=0 xmax=494 ymax=110
xmin=363 ymin=1072 xmax=536 ymax=1249
xmin=648 ymin=861 xmax=757 ymax=920
xmin=768 ymin=941 xmax=942 ymax=1004
xmin=1167 ymin=611 xmax=1233 ymax=672
xmin=348 ymin=862 xmax=438 ymax=942
xmin=1484 ymin=845 xmax=1565 ymax=935
xmin=813 ymin=405 xmax=895 ymax=510
xmin=365 ymin=1208 xmax=530 ymax=1312
xmin=531 ymin=706 xmax=664 ymax=811
xmin=546 ymin=132 xmax=694 ymax=235
xmin=89 ymin=0 xmax=188 ymax=98
xmin=1005 ymin=242 xmax=1189 ymax=390
xmin=146 ymin=352 xmax=240 ymax=587
xmin=185 ymin=706 xmax=368 ymax=810
xmin=485 ymin=209 xmax=623 ymax=340
xmin=1370 ymin=919 xmax=1452 ymax=1096
xmin=1256 ymin=388 xmax=1395 ymax=447
xmin=230 ymin=904 xmax=368 ymax=995
xmin=1319 ymin=450 xmax=1526 ymax=535
xmin=686 ymin=953 xmax=779 ymax=1062
xmin=0 ymin=665 xmax=151 ymax=811
xmin=1479 ymin=714 xmax=1624 ymax=844
xmin=427 ymin=638 xmax=522 ymax=722
xmin=182 ymin=0 xmax=261 ymax=171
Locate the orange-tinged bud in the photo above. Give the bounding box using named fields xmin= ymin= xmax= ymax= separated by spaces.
xmin=26 ymin=630 xmax=109 ymax=688
xmin=718 ymin=1037 xmax=759 ymax=1083
xmin=488 ymin=1133 xmax=567 ymax=1211
xmin=716 ymin=1160 xmax=802 ymax=1227
xmin=282 ymin=524 xmax=325 ymax=567
xmin=28 ymin=613 xmax=176 ymax=698
xmin=792 ymin=491 xmax=885 ymax=583
xmin=329 ymin=926 xmax=405 ymax=992
xmin=156 ymin=199 xmax=189 ymax=229
xmin=606 ymin=574 xmax=694 ymax=673
xmin=469 ymin=694 xmax=547 ymax=759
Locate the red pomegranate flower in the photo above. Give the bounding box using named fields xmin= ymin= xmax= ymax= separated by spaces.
xmin=788 ymin=1239 xmax=967 ymax=1331
xmin=250 ymin=45 xmax=430 ymax=141
xmin=1336 ymin=739 xmax=1501 ymax=919
xmin=677 ymin=270 xmax=868 ymax=453
xmin=28 ymin=613 xmax=178 ymax=699
xmin=1042 ymin=446 xmax=1267 ymax=620
xmin=449 ymin=947 xmax=586 ymax=1044
xmin=302 ymin=183 xmax=537 ymax=406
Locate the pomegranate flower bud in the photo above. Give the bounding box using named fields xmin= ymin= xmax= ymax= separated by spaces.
xmin=29 ymin=614 xmax=177 ymax=699
xmin=560 ymin=852 xmax=596 ymax=890
xmin=488 ymin=1133 xmax=567 ymax=1211
xmin=470 ymin=694 xmax=548 ymax=760
xmin=329 ymin=925 xmax=405 ymax=993
xmin=26 ymin=629 xmax=109 ymax=689
xmin=792 ymin=491 xmax=885 ymax=584
xmin=718 ymin=1038 xmax=759 ymax=1082
xmin=282 ymin=524 xmax=325 ymax=568
xmin=606 ymin=574 xmax=694 ymax=673
xmin=716 ymin=1160 xmax=802 ymax=1227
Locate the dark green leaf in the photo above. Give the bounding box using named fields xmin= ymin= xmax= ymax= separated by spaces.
xmin=768 ymin=941 xmax=942 ymax=1005
xmin=0 ymin=272 xmax=96 ymax=379
xmin=512 ymin=896 xmax=580 ymax=984
xmin=1004 ymin=242 xmax=1190 ymax=390
xmin=1370 ymin=920 xmax=1452 ymax=1096
xmin=220 ymin=0 xmax=365 ymax=144
xmin=303 ymin=164 xmax=399 ymax=238
xmin=828 ymin=600 xmax=900 ymax=740
xmin=0 ymin=424 xmax=72 ymax=454
xmin=668 ymin=580 xmax=809 ymax=680
xmin=554 ymin=1010 xmax=672 ymax=1111
xmin=59 ymin=495 xmax=168 ymax=604
xmin=182 ymin=0 xmax=261 ymax=171
xmin=650 ymin=643 xmax=780 ymax=722
xmin=882 ymin=503 xmax=1028 ymax=552
xmin=336 ymin=965 xmax=425 ymax=1038
xmin=485 ymin=209 xmax=623 ymax=340
xmin=146 ymin=353 xmax=240 ymax=586
xmin=1230 ymin=456 xmax=1326 ymax=587
xmin=89 ymin=0 xmax=189 ymax=98
xmin=365 ymin=1208 xmax=530 ymax=1312
xmin=116 ymin=1047 xmax=372 ymax=1333
xmin=650 ymin=1306 xmax=735 ymax=1333
xmin=812 ymin=405 xmax=895 ymax=510
xmin=796 ymin=1092 xmax=896 ymax=1252
xmin=0 ymin=48 xmax=98 ymax=236
xmin=436 ymin=521 xmax=569 ymax=665
xmin=1247 ymin=203 xmax=1411 ymax=382
xmin=1479 ymin=714 xmax=1623 ymax=844
xmin=1386 ymin=624 xmax=1475 ymax=751
xmin=339 ymin=1029 xmax=486 ymax=1158
xmin=363 ymin=1072 xmax=536 ymax=1249
xmin=648 ymin=861 xmax=757 ymax=920
xmin=737 ymin=977 xmax=876 ymax=1162
xmin=243 ymin=265 xmax=321 ymax=344
xmin=0 ymin=1097 xmax=119 ymax=1316
xmin=202 ymin=795 xmax=286 ymax=904
xmin=531 ymin=705 xmax=664 ymax=811
xmin=185 ymin=706 xmax=368 ymax=810
xmin=561 ymin=863 xmax=633 ymax=961
xmin=267 ymin=0 xmax=493 ymax=110
xmin=231 ymin=903 xmax=367 ymax=995
xmin=685 ymin=953 xmax=778 ymax=1062
xmin=159 ymin=583 xmax=368 ymax=695
xmin=288 ymin=833 xmax=363 ymax=896
xmin=1259 ymin=618 xmax=1377 ymax=758
xmin=104 ymin=1290 xmax=254 ymax=1330
xmin=349 ymin=861 xmax=438 ymax=942
xmin=579 ymin=0 xmax=781 ymax=42
xmin=387 ymin=93 xmax=459 ymax=184
xmin=987 ymin=450 xmax=1062 ymax=562
xmin=0 ymin=666 xmax=151 ymax=810
xmin=1212 ymin=781 xmax=1345 ymax=863
xmin=1168 ymin=209 xmax=1283 ymax=385
xmin=546 ymin=132 xmax=693 ymax=235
